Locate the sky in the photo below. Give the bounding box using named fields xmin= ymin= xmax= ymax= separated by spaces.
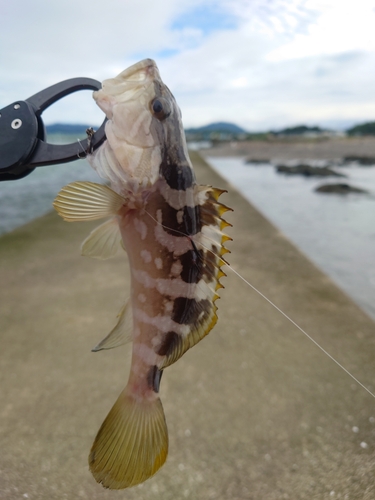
xmin=1 ymin=0 xmax=375 ymax=132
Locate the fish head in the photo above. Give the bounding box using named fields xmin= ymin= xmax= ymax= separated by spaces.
xmin=91 ymin=59 xmax=192 ymax=193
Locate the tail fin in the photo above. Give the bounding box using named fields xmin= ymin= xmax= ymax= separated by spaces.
xmin=89 ymin=390 xmax=168 ymax=489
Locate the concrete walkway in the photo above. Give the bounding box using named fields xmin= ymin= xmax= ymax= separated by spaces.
xmin=1 ymin=152 xmax=375 ymax=499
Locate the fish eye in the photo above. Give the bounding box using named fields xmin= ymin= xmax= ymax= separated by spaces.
xmin=150 ymin=98 xmax=170 ymax=121
xmin=153 ymin=100 xmax=163 ymax=114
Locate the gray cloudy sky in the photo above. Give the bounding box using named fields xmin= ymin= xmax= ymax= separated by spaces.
xmin=1 ymin=0 xmax=375 ymax=131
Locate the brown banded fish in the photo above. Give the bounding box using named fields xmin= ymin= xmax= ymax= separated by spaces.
xmin=53 ymin=59 xmax=232 ymax=490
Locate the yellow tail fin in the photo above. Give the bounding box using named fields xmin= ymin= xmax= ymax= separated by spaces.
xmin=89 ymin=390 xmax=168 ymax=489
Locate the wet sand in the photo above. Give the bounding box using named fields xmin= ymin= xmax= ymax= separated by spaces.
xmin=202 ymin=136 xmax=375 ymax=162
xmin=1 ymin=151 xmax=375 ymax=499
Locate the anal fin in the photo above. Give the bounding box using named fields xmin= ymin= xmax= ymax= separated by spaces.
xmin=92 ymin=299 xmax=132 ymax=352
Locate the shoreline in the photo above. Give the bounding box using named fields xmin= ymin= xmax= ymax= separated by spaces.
xmin=1 ymin=152 xmax=375 ymax=499
xmin=203 ymin=154 xmax=375 ymax=322
xmin=200 ymin=136 xmax=375 ymax=161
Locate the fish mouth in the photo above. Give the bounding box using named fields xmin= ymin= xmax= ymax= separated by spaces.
xmin=118 ymin=59 xmax=159 ymax=82
xmin=92 ymin=59 xmax=161 ymax=119
xmin=98 ymin=59 xmax=160 ymax=99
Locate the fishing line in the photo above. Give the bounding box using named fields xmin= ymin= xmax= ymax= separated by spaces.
xmin=144 ymin=208 xmax=375 ymax=400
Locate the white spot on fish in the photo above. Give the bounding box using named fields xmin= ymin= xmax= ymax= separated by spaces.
xmin=141 ymin=249 xmax=152 ymax=263
xmin=155 ymin=257 xmax=163 ymax=269
xmin=181 ymin=325 xmax=190 ymax=336
xmin=138 ymin=293 xmax=147 ymax=303
xmin=133 ymin=269 xmax=154 ymax=289
xmin=171 ymin=260 xmax=183 ymax=276
xmin=164 ymin=301 xmax=173 ymax=313
xmin=133 ymin=342 xmax=158 ymax=365
xmin=134 ymin=218 xmax=147 ymax=240
xmin=151 ymin=335 xmax=161 ymax=347
xmin=176 ymin=210 xmax=184 ymax=224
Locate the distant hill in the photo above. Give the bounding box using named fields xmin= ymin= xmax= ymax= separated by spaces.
xmin=185 ymin=122 xmax=247 ymax=134
xmin=46 ymin=123 xmax=99 ymax=135
xmin=272 ymin=125 xmax=327 ymax=136
xmin=347 ymin=121 xmax=375 ymax=136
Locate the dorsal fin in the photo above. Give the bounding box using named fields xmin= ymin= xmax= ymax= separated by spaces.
xmin=159 ymin=186 xmax=231 ymax=369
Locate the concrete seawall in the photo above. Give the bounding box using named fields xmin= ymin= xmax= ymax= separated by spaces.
xmin=1 ymin=152 xmax=374 ymax=499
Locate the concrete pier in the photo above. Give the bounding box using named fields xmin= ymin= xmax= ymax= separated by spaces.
xmin=1 ymin=152 xmax=374 ymax=499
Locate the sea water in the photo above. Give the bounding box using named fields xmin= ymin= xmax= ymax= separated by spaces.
xmin=207 ymin=157 xmax=375 ymax=321
xmin=0 ymin=134 xmax=102 ymax=235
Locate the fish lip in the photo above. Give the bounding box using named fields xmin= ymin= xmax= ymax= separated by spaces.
xmin=118 ymin=58 xmax=159 ymax=82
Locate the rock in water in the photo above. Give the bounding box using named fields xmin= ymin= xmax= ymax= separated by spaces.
xmin=276 ymin=164 xmax=345 ymax=177
xmin=343 ymin=155 xmax=375 ymax=166
xmin=315 ymin=183 xmax=369 ymax=194
xmin=244 ymin=158 xmax=270 ymax=164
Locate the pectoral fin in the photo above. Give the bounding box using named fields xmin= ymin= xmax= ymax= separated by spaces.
xmin=92 ymin=299 xmax=132 ymax=352
xmin=81 ymin=217 xmax=125 ymax=260
xmin=53 ymin=181 xmax=126 ymax=221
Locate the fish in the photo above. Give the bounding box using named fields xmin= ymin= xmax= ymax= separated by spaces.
xmin=53 ymin=59 xmax=232 ymax=490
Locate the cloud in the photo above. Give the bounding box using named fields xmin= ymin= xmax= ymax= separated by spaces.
xmin=267 ymin=0 xmax=375 ymax=61
xmin=1 ymin=0 xmax=374 ymax=130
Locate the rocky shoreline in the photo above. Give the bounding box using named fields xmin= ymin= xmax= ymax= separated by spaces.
xmin=201 ymin=136 xmax=375 ymax=162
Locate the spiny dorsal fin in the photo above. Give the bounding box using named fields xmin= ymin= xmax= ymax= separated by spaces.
xmin=81 ymin=217 xmax=125 ymax=260
xmin=92 ymin=299 xmax=132 ymax=352
xmin=159 ymin=185 xmax=231 ymax=370
xmin=53 ymin=181 xmax=126 ymax=221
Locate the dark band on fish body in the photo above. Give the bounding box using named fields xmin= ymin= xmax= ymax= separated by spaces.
xmin=147 ymin=365 xmax=163 ymax=393
xmin=156 ymin=331 xmax=180 ymax=356
xmin=160 ymin=203 xmax=200 ymax=236
xmin=152 ymin=79 xmax=195 ymax=191
xmin=179 ymin=248 xmax=203 ymax=283
xmin=172 ymin=297 xmax=211 ymax=325
xmin=160 ymin=162 xmax=195 ymax=191
xmin=201 ymin=250 xmax=217 ymax=281
xmin=179 ymin=247 xmax=219 ymax=284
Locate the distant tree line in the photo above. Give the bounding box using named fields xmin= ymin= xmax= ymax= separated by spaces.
xmin=346 ymin=122 xmax=375 ymax=136
xmin=47 ymin=120 xmax=375 ymax=139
